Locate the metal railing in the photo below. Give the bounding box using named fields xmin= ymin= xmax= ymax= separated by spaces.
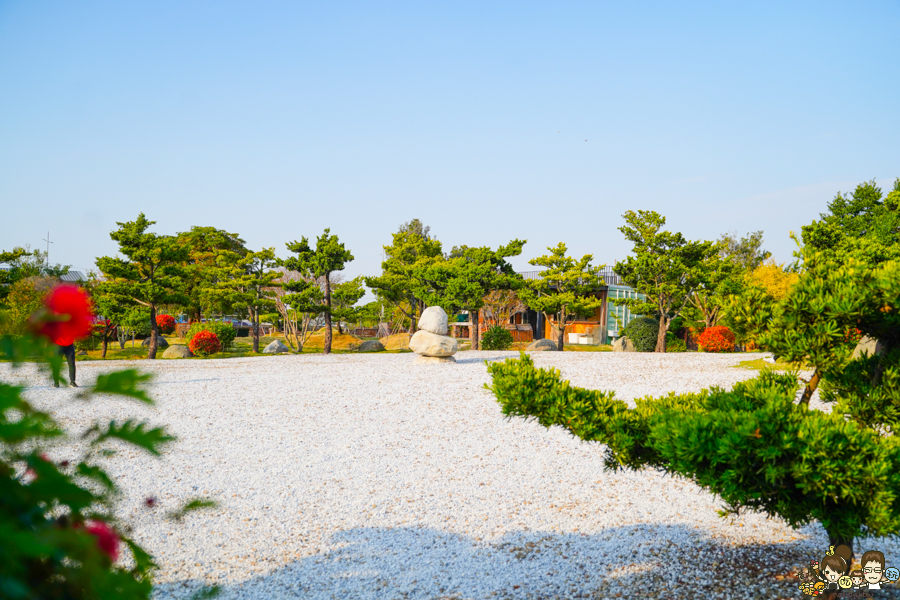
xmin=517 ymin=266 xmax=626 ymax=286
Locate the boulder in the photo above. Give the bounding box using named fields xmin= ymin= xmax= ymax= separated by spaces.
xmin=263 ymin=340 xmax=290 ymax=354
xmin=358 ymin=340 xmax=385 ymax=352
xmin=612 ymin=336 xmax=635 ymax=352
xmin=409 ymin=330 xmax=458 ymax=357
xmin=163 ymin=345 xmax=193 ymax=359
xmin=141 ymin=337 xmax=169 ymax=349
xmin=76 ymin=350 xmax=88 ymax=356
xmin=852 ymin=335 xmax=884 ymax=360
xmin=526 ymin=339 xmax=558 ymax=351
xmin=415 ymin=355 xmax=457 ymax=364
xmin=418 ymin=306 xmax=449 ymax=336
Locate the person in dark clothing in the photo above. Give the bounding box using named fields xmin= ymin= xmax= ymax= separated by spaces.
xmin=54 ymin=343 xmax=77 ymax=388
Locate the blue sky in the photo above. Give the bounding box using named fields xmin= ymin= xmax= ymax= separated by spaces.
xmin=1 ymin=1 xmax=898 ymax=281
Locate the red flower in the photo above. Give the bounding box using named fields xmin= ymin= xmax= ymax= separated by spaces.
xmin=37 ymin=285 xmax=94 ymax=346
xmin=85 ymin=521 xmax=120 ymax=562
xmin=156 ymin=314 xmax=176 ymax=335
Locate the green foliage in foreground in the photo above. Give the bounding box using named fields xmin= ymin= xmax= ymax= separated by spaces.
xmin=487 ymin=255 xmax=900 ymax=551
xmin=0 ymin=333 xmax=217 ymax=599
xmin=487 ymin=353 xmax=900 ymax=550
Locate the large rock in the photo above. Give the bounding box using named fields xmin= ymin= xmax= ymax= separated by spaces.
xmin=418 ymin=306 xmax=449 ymax=336
xmin=409 ymin=330 xmax=458 ymax=357
xmin=163 ymin=345 xmax=193 ymax=359
xmin=526 ymin=339 xmax=558 ymax=351
xmin=358 ymin=340 xmax=385 ymax=353
xmin=263 ymin=340 xmax=290 ymax=354
xmin=852 ymin=335 xmax=884 ymax=360
xmin=141 ymin=337 xmax=169 ymax=349
xmin=612 ymin=336 xmax=635 ymax=352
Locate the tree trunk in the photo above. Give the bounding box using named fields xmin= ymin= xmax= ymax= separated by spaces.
xmin=323 ymin=275 xmax=333 ymax=354
xmin=556 ymin=310 xmax=566 ymax=351
xmin=148 ymin=304 xmax=159 ymax=359
xmin=655 ymin=315 xmax=668 ymax=353
xmin=101 ymin=336 xmax=108 ymax=359
xmin=252 ymin=308 xmax=260 ymax=353
xmin=471 ymin=310 xmax=480 ymax=350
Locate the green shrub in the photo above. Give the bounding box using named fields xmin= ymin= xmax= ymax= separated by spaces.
xmin=75 ymin=332 xmax=101 ymax=352
xmin=665 ymin=331 xmax=686 ymax=352
xmin=481 ymin=325 xmax=514 ymax=350
xmin=185 ymin=321 xmax=236 ymax=350
xmin=623 ymin=316 xmax=659 ymax=352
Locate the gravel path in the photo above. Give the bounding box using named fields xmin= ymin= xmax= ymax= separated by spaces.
xmin=6 ymin=351 xmax=900 ymax=600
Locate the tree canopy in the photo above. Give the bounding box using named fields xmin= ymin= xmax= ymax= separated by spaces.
xmin=518 ymin=242 xmax=604 ymax=351
xmin=282 ymin=229 xmax=353 ymax=354
xmin=95 ymin=213 xmax=189 ymax=359
xmin=365 ymin=221 xmax=443 ymax=332
xmin=801 ymin=178 xmax=900 ymax=266
xmin=615 ymin=210 xmax=718 ymax=352
xmin=414 ymin=240 xmax=525 ymax=349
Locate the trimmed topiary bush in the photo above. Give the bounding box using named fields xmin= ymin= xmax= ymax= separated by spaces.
xmin=622 ymin=316 xmax=659 ymax=352
xmin=189 ymin=330 xmax=221 ymax=356
xmin=481 ymin=325 xmax=514 ymax=350
xmin=155 ymin=314 xmax=176 ymax=335
xmin=185 ymin=321 xmax=235 ymax=350
xmin=697 ymin=325 xmax=736 ymax=353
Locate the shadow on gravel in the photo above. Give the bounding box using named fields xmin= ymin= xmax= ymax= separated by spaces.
xmin=454 ymin=356 xmax=509 ymax=365
xmin=152 ymin=523 xmax=888 ymax=600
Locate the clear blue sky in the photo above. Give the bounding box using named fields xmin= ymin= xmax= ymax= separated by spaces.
xmin=1 ymin=1 xmax=898 ymax=281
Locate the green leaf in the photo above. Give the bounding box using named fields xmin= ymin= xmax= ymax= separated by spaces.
xmin=92 ymin=420 xmax=175 ymax=456
xmin=167 ymin=497 xmax=218 ymax=521
xmin=88 ymin=369 xmax=154 ymax=404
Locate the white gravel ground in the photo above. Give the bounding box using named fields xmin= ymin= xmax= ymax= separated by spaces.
xmin=6 ymin=351 xmax=900 ymax=600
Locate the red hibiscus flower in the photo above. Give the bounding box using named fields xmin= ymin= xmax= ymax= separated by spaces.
xmin=84 ymin=521 xmax=121 ymax=562
xmin=37 ymin=285 xmax=94 ymax=346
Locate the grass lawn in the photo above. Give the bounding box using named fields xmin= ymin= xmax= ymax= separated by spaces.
xmin=76 ymin=334 xmax=413 ymax=360
xmin=734 ymin=357 xmax=801 ymax=371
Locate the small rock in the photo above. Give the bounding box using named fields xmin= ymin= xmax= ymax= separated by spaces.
xmin=76 ymin=350 xmax=88 ymax=356
xmin=163 ymin=345 xmax=193 ymax=359
xmin=263 ymin=340 xmax=290 ymax=354
xmin=418 ymin=306 xmax=449 ymax=336
xmin=141 ymin=337 xmax=169 ymax=349
xmin=357 ymin=340 xmax=385 ymax=352
xmin=409 ymin=330 xmax=458 ymax=357
xmin=526 ymin=339 xmax=558 ymax=351
xmin=612 ymin=336 xmax=634 ymax=352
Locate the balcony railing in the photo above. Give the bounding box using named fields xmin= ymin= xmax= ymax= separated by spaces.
xmin=517 ymin=266 xmax=626 ymax=286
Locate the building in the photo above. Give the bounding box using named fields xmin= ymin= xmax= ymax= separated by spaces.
xmin=452 ymin=268 xmax=647 ymax=346
xmin=518 ymin=267 xmax=646 ymax=346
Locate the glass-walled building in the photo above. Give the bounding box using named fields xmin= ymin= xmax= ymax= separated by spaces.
xmin=606 ymin=285 xmax=647 ymax=340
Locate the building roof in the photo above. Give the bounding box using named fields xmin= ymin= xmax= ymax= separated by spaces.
xmin=60 ymin=271 xmax=87 ymax=282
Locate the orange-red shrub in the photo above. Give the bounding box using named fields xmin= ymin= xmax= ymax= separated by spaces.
xmin=696 ymin=326 xmax=736 ymax=353
xmin=156 ymin=314 xmax=176 ymax=335
xmin=189 ymin=330 xmax=221 ymax=356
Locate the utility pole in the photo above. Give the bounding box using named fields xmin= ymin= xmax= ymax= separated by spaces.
xmin=42 ymin=232 xmax=53 ymax=270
